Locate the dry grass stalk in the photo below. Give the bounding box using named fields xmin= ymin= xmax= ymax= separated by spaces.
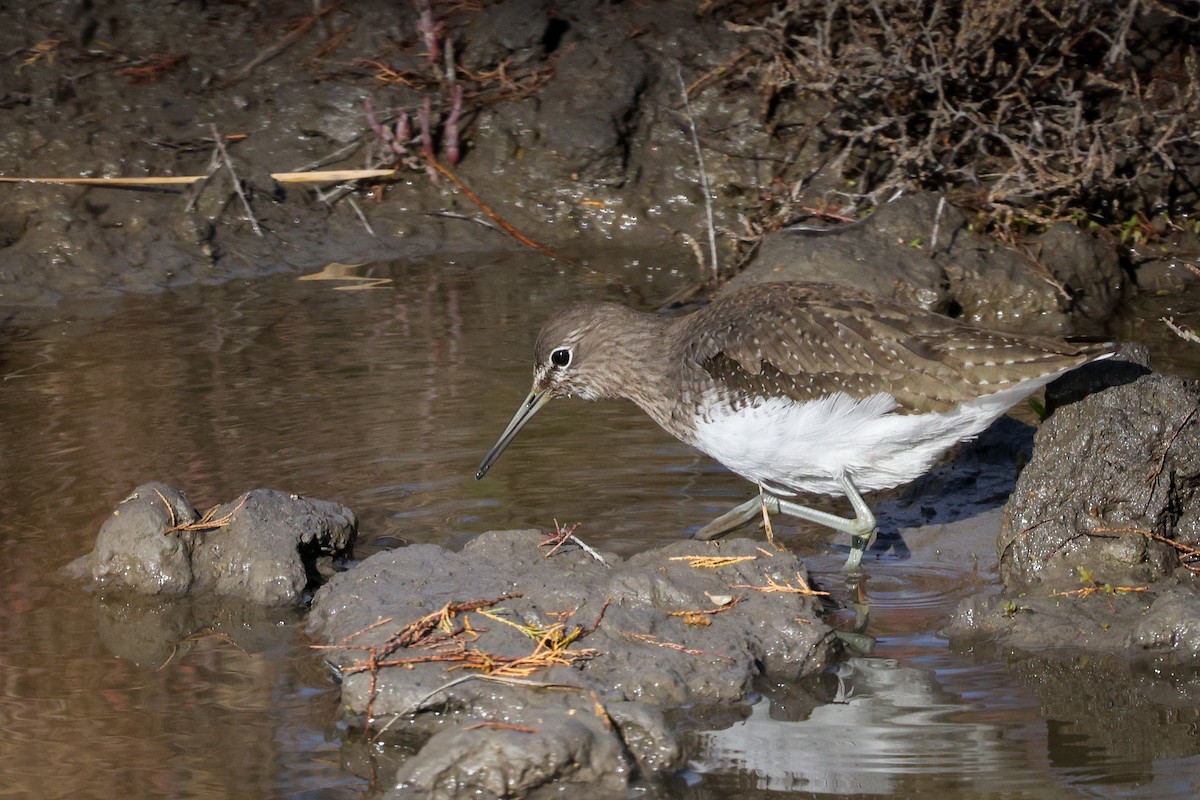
xmin=271 ymin=169 xmax=399 ymax=182
xmin=0 ymin=176 xmax=206 ymax=186
xmin=730 ymin=572 xmax=830 ymax=597
xmin=622 ymin=630 xmax=733 ymax=660
xmin=1051 ymin=584 xmax=1149 ymax=599
xmin=668 ymin=554 xmax=757 ymax=569
xmin=668 ymin=593 xmax=746 ymax=625
xmin=156 ymin=489 xmax=250 ymax=536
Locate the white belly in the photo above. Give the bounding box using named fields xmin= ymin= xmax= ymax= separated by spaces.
xmin=689 ymin=380 xmax=1055 ymax=496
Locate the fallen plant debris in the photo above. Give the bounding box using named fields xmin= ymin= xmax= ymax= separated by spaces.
xmin=621 ymin=630 xmax=733 ymax=660
xmin=540 ymin=518 xmax=581 ymax=557
xmin=312 ymin=593 xmax=604 ymax=732
xmin=0 ymin=175 xmax=206 ymax=186
xmin=1052 ymin=584 xmax=1151 ymax=599
xmin=115 ymin=54 xmax=186 ymax=84
xmin=668 ymin=593 xmax=746 ymax=626
xmin=668 ymin=554 xmax=758 ymax=569
xmin=297 ymin=261 xmax=393 ymax=291
xmin=539 ymin=519 xmax=608 ymax=565
xmin=157 ymin=489 xmax=249 ymax=535
xmin=730 ymin=572 xmax=830 ymax=597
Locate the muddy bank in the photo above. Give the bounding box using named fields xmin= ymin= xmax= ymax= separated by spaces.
xmin=0 ymin=0 xmax=747 ymax=319
xmin=3 ymin=1 xmax=1199 ymax=328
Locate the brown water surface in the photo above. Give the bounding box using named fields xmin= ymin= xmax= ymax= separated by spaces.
xmin=1 ymin=256 xmax=1198 ymax=799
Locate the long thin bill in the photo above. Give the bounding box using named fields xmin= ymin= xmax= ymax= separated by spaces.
xmin=475 ymin=388 xmax=552 ymax=480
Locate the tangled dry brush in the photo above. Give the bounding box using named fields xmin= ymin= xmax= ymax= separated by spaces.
xmin=717 ymin=0 xmax=1199 ymax=230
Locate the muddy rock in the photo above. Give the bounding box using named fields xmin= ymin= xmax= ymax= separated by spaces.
xmin=728 ymin=193 xmax=1129 ymax=335
xmin=77 ymin=482 xmax=201 ymax=595
xmin=309 ymin=530 xmax=836 ymax=795
xmin=70 ymin=483 xmax=356 ymax=605
xmin=1128 ymin=586 xmax=1200 ymax=660
xmin=392 ymin=709 xmax=629 ymax=800
xmin=724 ymin=194 xmax=953 ymax=309
xmin=947 ymin=372 xmax=1200 ymax=662
xmin=998 ymin=374 xmax=1198 ymax=593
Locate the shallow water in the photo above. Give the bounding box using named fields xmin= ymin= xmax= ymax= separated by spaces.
xmin=1 ymin=256 xmax=1198 ymax=799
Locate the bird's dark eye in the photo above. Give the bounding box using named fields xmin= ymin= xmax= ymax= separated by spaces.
xmin=550 ymin=348 xmax=571 ymax=368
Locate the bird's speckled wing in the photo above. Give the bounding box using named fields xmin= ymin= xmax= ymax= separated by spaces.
xmin=678 ymin=282 xmax=1112 ymax=414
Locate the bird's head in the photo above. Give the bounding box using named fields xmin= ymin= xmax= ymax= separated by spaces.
xmin=475 ymin=302 xmax=650 ymax=479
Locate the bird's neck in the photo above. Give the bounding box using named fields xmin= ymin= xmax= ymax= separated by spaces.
xmin=596 ymin=308 xmax=694 ymax=438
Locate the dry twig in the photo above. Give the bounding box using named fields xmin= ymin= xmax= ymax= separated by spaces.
xmin=157 ymin=489 xmax=250 ymax=536
xmin=209 ymin=124 xmax=263 ymax=237
xmin=622 ymin=630 xmax=732 ymax=660
xmin=667 ymin=554 xmax=757 ymax=569
xmin=730 ymin=572 xmax=829 ymax=596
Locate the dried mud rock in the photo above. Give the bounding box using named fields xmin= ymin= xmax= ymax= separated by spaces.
xmin=70 ymin=482 xmax=356 ymax=605
xmin=947 ymin=373 xmax=1200 ymax=662
xmin=309 ymin=531 xmax=836 ymax=796
xmin=729 ymin=193 xmax=1127 ymax=336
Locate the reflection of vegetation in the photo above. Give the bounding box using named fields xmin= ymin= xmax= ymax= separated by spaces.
xmin=708 ymin=1 xmax=1199 ymax=236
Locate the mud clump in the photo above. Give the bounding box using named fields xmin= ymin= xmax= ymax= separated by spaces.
xmin=947 ymin=372 xmax=1200 ymax=663
xmin=308 ymin=531 xmax=836 ymax=797
xmin=68 ymin=482 xmax=357 ymax=605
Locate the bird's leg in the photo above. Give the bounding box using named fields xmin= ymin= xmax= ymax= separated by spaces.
xmin=693 ymin=494 xmax=780 ymax=540
xmin=774 ymin=474 xmax=877 ymax=571
xmin=693 ymin=476 xmax=877 ymax=569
